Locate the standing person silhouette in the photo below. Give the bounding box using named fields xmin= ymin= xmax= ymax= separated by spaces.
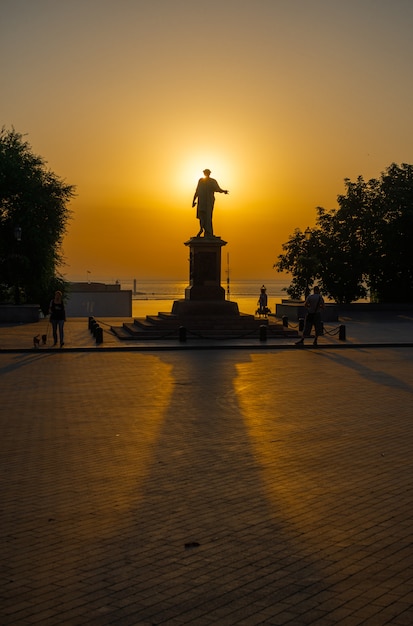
xmin=192 ymin=169 xmax=228 ymax=238
xmin=256 ymin=285 xmax=270 ymax=316
xmin=296 ymin=286 xmax=325 ymax=346
xmin=49 ymin=290 xmax=66 ymax=347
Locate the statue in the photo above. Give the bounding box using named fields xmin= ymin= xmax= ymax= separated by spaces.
xmin=192 ymin=169 xmax=229 ymax=238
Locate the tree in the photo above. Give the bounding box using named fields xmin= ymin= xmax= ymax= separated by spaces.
xmin=361 ymin=163 xmax=413 ymax=302
xmin=313 ymin=205 xmax=368 ymax=303
xmin=275 ymin=228 xmax=321 ymax=300
xmin=274 ymin=163 xmax=413 ymax=303
xmin=0 ymin=127 xmax=75 ymax=308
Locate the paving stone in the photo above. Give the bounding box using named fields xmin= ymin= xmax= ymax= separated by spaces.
xmin=2 ymin=320 xmax=413 ymax=624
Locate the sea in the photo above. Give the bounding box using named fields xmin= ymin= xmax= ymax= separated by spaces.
xmin=116 ymin=277 xmax=293 ymax=317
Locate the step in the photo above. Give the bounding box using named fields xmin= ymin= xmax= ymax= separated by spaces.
xmin=111 ymin=322 xmax=298 ymax=341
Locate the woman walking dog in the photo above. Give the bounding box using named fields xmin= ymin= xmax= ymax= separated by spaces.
xmin=49 ymin=290 xmax=66 ymax=347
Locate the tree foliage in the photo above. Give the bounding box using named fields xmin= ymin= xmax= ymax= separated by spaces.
xmin=275 ymin=163 xmax=413 ymax=303
xmin=0 ymin=128 xmax=75 ymax=308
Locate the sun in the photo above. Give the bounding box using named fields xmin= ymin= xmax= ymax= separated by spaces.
xmin=175 ymin=153 xmax=235 ymax=198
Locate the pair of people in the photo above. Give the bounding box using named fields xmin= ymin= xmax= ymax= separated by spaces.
xmin=49 ymin=290 xmax=66 ymax=347
xmin=256 ymin=285 xmax=271 ymax=317
xmin=296 ymin=286 xmax=325 ymax=346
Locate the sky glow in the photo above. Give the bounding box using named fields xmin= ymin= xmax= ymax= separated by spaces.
xmin=2 ymin=0 xmax=413 ymax=281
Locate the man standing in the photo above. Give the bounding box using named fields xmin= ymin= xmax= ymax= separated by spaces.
xmin=192 ymin=169 xmax=228 ymax=238
xmin=296 ymin=286 xmax=325 ymax=346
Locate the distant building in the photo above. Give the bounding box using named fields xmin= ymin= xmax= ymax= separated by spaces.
xmin=66 ymin=282 xmax=132 ymax=317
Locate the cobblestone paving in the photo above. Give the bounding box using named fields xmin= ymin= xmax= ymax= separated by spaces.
xmin=1 ymin=347 xmax=413 ymax=625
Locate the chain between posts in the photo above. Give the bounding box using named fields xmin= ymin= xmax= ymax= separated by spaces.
xmin=283 ymin=316 xmax=346 ymax=340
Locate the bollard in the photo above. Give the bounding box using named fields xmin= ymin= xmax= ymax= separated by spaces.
xmin=88 ymin=316 xmax=94 ymax=330
xmin=299 ymin=318 xmax=304 ymax=331
xmin=95 ymin=325 xmax=103 ymax=344
xmin=339 ymin=324 xmax=346 ymax=341
xmin=178 ymin=326 xmax=187 ymax=342
xmin=259 ymin=324 xmax=267 ymax=342
xmin=282 ymin=315 xmax=288 ymax=327
xmin=91 ymin=320 xmax=98 ymax=336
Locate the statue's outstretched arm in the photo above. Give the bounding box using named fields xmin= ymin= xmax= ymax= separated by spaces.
xmin=216 ymin=183 xmax=229 ymax=194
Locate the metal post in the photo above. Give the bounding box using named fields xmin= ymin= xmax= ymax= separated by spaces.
xmin=259 ymin=325 xmax=267 ymax=342
xmin=14 ymin=226 xmax=22 ymax=305
xmin=95 ymin=325 xmax=103 ymax=344
xmin=282 ymin=315 xmax=288 ymax=327
xmin=339 ymin=324 xmax=346 ymax=341
xmin=179 ymin=326 xmax=187 ymax=342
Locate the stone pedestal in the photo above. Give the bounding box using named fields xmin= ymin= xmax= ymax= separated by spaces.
xmin=111 ymin=235 xmax=298 ymax=338
xmin=171 ymin=236 xmax=239 ymax=316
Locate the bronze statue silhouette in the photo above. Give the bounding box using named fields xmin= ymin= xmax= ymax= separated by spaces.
xmin=192 ymin=169 xmax=228 ymax=238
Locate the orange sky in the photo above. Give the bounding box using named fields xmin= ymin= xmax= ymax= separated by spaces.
xmin=2 ymin=0 xmax=413 ymax=282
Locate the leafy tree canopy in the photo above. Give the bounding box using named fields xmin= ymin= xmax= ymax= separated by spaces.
xmin=0 ymin=127 xmax=75 ymax=308
xmin=275 ymin=163 xmax=413 ymax=303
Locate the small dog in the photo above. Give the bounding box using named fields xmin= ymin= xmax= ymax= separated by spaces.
xmin=33 ymin=335 xmax=41 ymax=349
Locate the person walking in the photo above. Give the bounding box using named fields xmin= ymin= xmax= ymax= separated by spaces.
xmin=296 ymin=286 xmax=325 ymax=346
xmin=49 ymin=290 xmax=66 ymax=347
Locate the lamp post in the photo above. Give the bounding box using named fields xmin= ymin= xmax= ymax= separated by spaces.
xmin=304 ymin=227 xmax=312 ymax=298
xmin=14 ymin=226 xmax=22 ymax=304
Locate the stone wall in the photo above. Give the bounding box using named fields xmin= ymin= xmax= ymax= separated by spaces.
xmin=275 ymin=302 xmax=339 ymax=322
xmin=0 ymin=305 xmax=40 ymax=323
xmin=66 ymin=285 xmax=132 ymax=317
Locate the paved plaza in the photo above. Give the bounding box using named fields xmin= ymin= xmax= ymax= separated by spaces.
xmin=1 ymin=315 xmax=413 ymax=625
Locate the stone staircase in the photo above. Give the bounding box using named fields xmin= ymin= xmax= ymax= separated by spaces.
xmin=111 ymin=311 xmax=298 ymax=340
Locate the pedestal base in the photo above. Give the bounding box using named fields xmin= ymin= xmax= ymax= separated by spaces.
xmin=184 ymin=285 xmax=226 ymax=301
xmin=111 ymin=232 xmax=298 ymax=339
xmin=172 ymin=299 xmax=239 ymax=317
xmin=185 ymin=236 xmax=227 ymax=302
